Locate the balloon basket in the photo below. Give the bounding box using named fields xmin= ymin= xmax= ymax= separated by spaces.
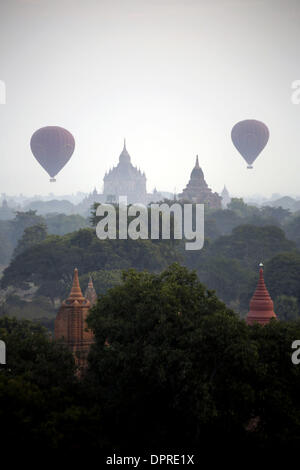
xmin=247 ymin=166 xmax=253 ymax=169
xmin=50 ymin=178 xmax=56 ymax=182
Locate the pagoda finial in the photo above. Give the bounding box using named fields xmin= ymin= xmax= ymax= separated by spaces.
xmin=84 ymin=275 xmax=97 ymax=306
xmin=68 ymin=268 xmax=85 ymax=301
xmin=195 ymin=155 xmax=200 ymax=168
xmin=88 ymin=276 xmax=94 ymax=288
xmin=123 ymin=138 xmax=126 ymax=150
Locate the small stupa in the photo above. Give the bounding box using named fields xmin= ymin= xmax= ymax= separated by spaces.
xmin=246 ymin=263 xmax=277 ymax=325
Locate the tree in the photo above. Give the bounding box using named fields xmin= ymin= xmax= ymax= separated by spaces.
xmin=274 ymin=295 xmax=299 ymax=321
xmin=79 ymin=269 xmax=122 ymax=295
xmin=227 ymin=198 xmax=260 ymax=218
xmin=1 ymin=228 xmax=182 ymax=303
xmin=265 ymin=252 xmax=300 ymax=304
xmin=247 ymin=320 xmax=300 ymax=445
xmin=284 ymin=216 xmax=300 ymax=250
xmin=196 ymin=255 xmax=256 ymax=311
xmin=259 ymin=206 xmax=290 ymax=225
xmin=206 ymin=209 xmax=242 ymax=236
xmin=211 ymin=225 xmax=296 ymax=270
xmin=45 ymin=213 xmax=89 ymax=235
xmin=0 ymin=316 xmax=76 ymax=386
xmin=9 ymin=210 xmax=45 ymax=246
xmin=86 ymin=264 xmax=300 ymax=452
xmin=0 ymin=317 xmax=94 ymax=451
xmin=13 ymin=223 xmax=47 ymax=258
xmin=86 ymin=264 xmax=257 ymax=450
xmin=0 ymin=230 xmax=14 ymax=265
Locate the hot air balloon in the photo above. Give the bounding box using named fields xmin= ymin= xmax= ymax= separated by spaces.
xmin=231 ymin=120 xmax=269 ymax=169
xmin=30 ymin=126 xmax=75 ymax=182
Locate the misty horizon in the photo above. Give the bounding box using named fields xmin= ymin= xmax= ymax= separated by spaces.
xmin=1 ymin=0 xmax=300 ymax=198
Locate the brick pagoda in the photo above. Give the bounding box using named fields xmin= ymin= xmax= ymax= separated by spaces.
xmin=246 ymin=264 xmax=277 ymax=325
xmin=54 ymin=268 xmax=95 ymax=371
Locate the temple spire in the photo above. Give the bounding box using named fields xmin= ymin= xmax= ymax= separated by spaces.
xmin=84 ymin=275 xmax=98 ymax=306
xmin=55 ymin=268 xmax=94 ymax=374
xmin=119 ymin=138 xmax=131 ymax=163
xmin=195 ymin=155 xmax=200 ymax=169
xmin=246 ymin=263 xmax=277 ymax=325
xmin=68 ymin=268 xmax=85 ymax=301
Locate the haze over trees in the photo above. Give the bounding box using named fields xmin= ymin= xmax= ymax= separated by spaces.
xmin=1 ymin=199 xmax=300 ymax=322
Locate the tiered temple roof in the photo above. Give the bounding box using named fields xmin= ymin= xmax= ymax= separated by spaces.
xmin=54 ymin=268 xmax=95 ymax=372
xmin=246 ymin=265 xmax=277 ymax=325
xmin=179 ymin=156 xmax=222 ymax=209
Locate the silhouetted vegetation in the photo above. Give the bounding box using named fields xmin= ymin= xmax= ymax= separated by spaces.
xmin=1 ymin=266 xmax=300 ymax=455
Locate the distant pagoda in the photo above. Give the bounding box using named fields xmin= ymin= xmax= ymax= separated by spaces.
xmin=179 ymin=156 xmax=222 ymax=209
xmin=221 ymin=185 xmax=231 ymax=208
xmin=84 ymin=276 xmax=97 ymax=307
xmin=54 ymin=268 xmax=95 ymax=372
xmin=246 ymin=264 xmax=277 ymax=325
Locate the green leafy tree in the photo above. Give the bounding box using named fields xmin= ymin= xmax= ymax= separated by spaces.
xmin=1 ymin=228 xmax=182 ymax=303
xmin=247 ymin=320 xmax=300 ymax=445
xmin=211 ymin=225 xmax=296 ymax=270
xmin=196 ymin=256 xmax=256 ymax=311
xmin=0 ymin=231 xmax=14 ymax=265
xmin=206 ymin=209 xmax=242 ymax=236
xmin=0 ymin=317 xmax=95 ymax=451
xmin=86 ymin=264 xmax=257 ymax=450
xmin=0 ymin=316 xmax=76 ymax=385
xmin=265 ymin=252 xmax=300 ymax=304
xmin=227 ymin=198 xmax=260 ymax=218
xmin=9 ymin=210 xmax=45 ymax=246
xmin=79 ymin=269 xmax=122 ymax=295
xmin=45 ymin=213 xmax=89 ymax=235
xmin=274 ymin=295 xmax=299 ymax=321
xmin=86 ymin=263 xmax=300 ymax=451
xmin=13 ymin=223 xmax=47 ymax=258
xmin=284 ymin=216 xmax=300 ymax=250
xmin=259 ymin=206 xmax=290 ymax=225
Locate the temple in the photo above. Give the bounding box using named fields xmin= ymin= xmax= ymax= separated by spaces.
xmin=221 ymin=185 xmax=231 ymax=208
xmin=103 ymin=139 xmax=147 ymax=204
xmin=246 ymin=264 xmax=277 ymax=325
xmin=84 ymin=276 xmax=97 ymax=306
xmin=54 ymin=268 xmax=95 ymax=372
xmin=179 ymin=156 xmax=222 ymax=209
xmin=78 ymin=140 xmax=164 ymax=212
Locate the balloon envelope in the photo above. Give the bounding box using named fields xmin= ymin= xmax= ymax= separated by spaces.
xmin=231 ymin=120 xmax=269 ymax=168
xmin=30 ymin=126 xmax=75 ymax=181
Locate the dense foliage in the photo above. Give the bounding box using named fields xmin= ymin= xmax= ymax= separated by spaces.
xmin=2 ymin=200 xmax=300 ymax=321
xmin=1 ymin=265 xmax=300 ymax=455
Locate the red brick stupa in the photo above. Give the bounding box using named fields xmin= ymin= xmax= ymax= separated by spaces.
xmin=54 ymin=268 xmax=94 ymax=370
xmin=246 ymin=263 xmax=277 ymax=325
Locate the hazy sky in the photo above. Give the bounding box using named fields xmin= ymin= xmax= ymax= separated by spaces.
xmin=0 ymin=0 xmax=300 ymax=198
